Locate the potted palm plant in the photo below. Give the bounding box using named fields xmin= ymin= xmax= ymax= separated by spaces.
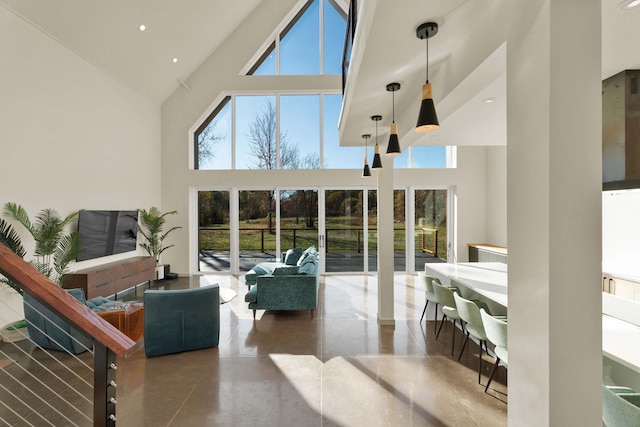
xmin=137 ymin=207 xmax=181 ymax=279
xmin=2 ymin=202 xmax=80 ymax=286
xmin=1 ymin=202 xmax=81 ymax=342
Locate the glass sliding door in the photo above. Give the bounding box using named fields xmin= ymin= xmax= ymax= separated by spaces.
xmin=238 ymin=190 xmax=277 ymax=271
xmin=367 ymin=189 xmax=378 ymax=272
xmin=415 ymin=189 xmax=448 ymax=269
xmin=279 ymin=189 xmax=319 ymax=253
xmin=198 ymin=190 xmax=231 ymax=272
xmin=324 ymin=189 xmax=364 ymax=272
xmin=394 ymin=189 xmax=406 ymax=271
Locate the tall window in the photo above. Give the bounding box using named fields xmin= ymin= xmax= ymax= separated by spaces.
xmin=198 ymin=190 xmax=231 ymax=272
xmin=393 ymin=146 xmax=451 ymax=169
xmin=195 ymin=97 xmax=231 ymax=170
xmin=249 ymin=0 xmax=347 ymax=75
xmin=195 ymin=93 xmax=365 ymax=170
xmin=415 ymin=189 xmax=448 ymax=266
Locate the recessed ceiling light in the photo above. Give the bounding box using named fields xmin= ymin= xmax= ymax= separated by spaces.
xmin=139 ymin=24 xmax=146 ymax=31
xmin=172 ymin=57 xmax=178 ymax=63
xmin=620 ymin=0 xmax=640 ymax=9
xmin=482 ymin=97 xmax=497 ymax=104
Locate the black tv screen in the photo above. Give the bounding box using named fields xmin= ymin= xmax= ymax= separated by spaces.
xmin=77 ymin=210 xmax=139 ymax=262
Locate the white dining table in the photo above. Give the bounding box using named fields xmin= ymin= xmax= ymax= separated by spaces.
xmin=425 ymin=262 xmax=640 ymax=375
xmin=425 ymin=262 xmax=508 ymax=315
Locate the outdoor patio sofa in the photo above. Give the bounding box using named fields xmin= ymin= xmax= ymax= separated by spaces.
xmin=244 ymin=246 xmax=319 ymax=318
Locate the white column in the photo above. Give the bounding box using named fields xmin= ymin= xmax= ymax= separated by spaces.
xmin=377 ymin=159 xmax=395 ymax=325
xmin=507 ymin=0 xmax=602 ymax=425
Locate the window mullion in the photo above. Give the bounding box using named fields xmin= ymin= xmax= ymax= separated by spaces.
xmin=231 ymin=95 xmax=236 ymax=169
xmin=276 ymin=94 xmax=281 ymax=169
xmin=319 ymin=94 xmax=324 ymax=169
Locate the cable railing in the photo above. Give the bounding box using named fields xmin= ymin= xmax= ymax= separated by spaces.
xmin=198 ymin=226 xmax=445 ymax=257
xmin=0 ymin=244 xmax=136 ymax=426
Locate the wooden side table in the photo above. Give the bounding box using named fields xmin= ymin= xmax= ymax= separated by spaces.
xmin=97 ymin=303 xmax=144 ymax=342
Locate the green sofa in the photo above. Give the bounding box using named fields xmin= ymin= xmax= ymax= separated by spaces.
xmin=244 ymin=247 xmax=308 ymax=288
xmin=244 ymin=247 xmax=319 ymax=319
xmin=23 ymin=288 xmax=116 ymax=354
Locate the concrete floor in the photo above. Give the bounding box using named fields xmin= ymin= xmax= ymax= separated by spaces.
xmin=0 ymin=274 xmax=507 ymax=426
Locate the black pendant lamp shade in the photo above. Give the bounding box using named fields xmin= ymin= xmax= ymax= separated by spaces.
xmin=386 ymin=83 xmax=401 ymax=156
xmin=371 ymin=115 xmax=383 ymax=169
xmin=362 ymin=134 xmax=372 ymax=178
xmin=416 ymin=22 xmax=440 ymax=133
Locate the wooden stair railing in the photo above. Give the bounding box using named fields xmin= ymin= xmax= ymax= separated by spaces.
xmin=0 ymin=244 xmax=135 ymax=356
xmin=0 ymin=244 xmax=137 ymax=426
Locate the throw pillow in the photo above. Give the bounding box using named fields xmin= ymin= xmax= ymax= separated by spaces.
xmin=298 ymin=262 xmax=316 ymax=275
xmin=296 ymin=251 xmax=311 ymax=266
xmin=284 ymin=248 xmax=303 ymax=265
xmin=253 ymin=265 xmax=270 ymax=275
xmin=303 ymin=246 xmax=317 ymax=255
xmin=273 ymin=266 xmax=300 ymax=276
xmin=299 ymin=254 xmax=316 ymax=267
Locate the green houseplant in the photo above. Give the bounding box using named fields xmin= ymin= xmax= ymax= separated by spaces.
xmin=2 ymin=202 xmax=80 ymax=287
xmin=0 ymin=203 xmax=80 ymax=342
xmin=137 ymin=207 xmax=181 ymax=276
xmin=0 ymin=217 xmax=27 ymax=295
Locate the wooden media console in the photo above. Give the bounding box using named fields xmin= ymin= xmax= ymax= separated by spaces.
xmin=63 ymin=256 xmax=155 ymax=299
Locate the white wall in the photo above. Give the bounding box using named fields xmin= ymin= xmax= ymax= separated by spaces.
xmin=0 ymin=7 xmax=161 ymax=286
xmin=486 ymin=145 xmax=507 ymax=247
xmin=603 ymin=189 xmax=640 ymax=276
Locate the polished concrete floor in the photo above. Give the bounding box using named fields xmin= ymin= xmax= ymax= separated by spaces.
xmin=116 ymin=274 xmax=507 ymax=426
xmin=0 ymin=274 xmax=507 ymax=426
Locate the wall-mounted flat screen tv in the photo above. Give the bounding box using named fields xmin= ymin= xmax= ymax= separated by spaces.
xmin=77 ymin=210 xmax=139 ymax=262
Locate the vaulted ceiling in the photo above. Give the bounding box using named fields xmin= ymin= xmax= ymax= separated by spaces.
xmin=2 ymin=0 xmax=639 ymax=149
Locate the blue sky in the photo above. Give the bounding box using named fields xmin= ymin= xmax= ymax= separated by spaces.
xmin=198 ymin=0 xmax=447 ymax=171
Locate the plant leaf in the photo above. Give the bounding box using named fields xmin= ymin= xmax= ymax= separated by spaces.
xmin=0 ymin=218 xmax=26 ymax=258
xmin=55 ymin=232 xmax=80 ymax=284
xmin=3 ymin=202 xmax=35 ymax=237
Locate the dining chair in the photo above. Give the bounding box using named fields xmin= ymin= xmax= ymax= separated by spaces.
xmin=454 ymin=292 xmax=492 ymax=384
xmin=480 ymin=308 xmax=507 ymax=392
xmin=417 ymin=272 xmax=440 ymax=330
xmin=602 ymin=385 xmax=640 ymax=427
xmin=432 ymin=281 xmax=462 ymax=356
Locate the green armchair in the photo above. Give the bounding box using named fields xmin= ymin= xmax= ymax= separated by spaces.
xmin=143 ymin=286 xmax=220 ymax=357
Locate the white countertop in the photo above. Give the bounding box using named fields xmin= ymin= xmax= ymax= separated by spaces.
xmin=603 ymin=315 xmax=640 ymax=374
xmin=425 ymin=262 xmax=508 ymax=308
xmin=426 ymin=262 xmax=640 ymax=374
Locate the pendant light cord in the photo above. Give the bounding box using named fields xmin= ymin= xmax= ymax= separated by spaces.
xmin=426 ymin=36 xmax=429 ymax=84
xmin=392 ymin=90 xmax=395 ymax=123
xmin=375 ymin=119 xmax=378 ymax=146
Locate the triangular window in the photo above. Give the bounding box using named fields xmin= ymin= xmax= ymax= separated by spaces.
xmin=248 ymin=0 xmax=346 ymax=75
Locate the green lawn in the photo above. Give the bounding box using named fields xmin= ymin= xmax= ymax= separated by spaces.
xmin=199 ymin=217 xmax=446 ymax=256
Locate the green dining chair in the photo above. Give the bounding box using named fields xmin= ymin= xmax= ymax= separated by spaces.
xmin=454 ymin=292 xmax=492 ymax=384
xmin=417 ymin=272 xmax=441 ymax=330
xmin=603 ymin=385 xmax=640 ymax=427
xmin=480 ymin=308 xmax=507 ymax=392
xmin=432 ymin=281 xmax=463 ymax=356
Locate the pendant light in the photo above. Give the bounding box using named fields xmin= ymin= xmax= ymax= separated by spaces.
xmin=416 ymin=22 xmax=440 ymax=133
xmin=362 ymin=134 xmax=372 ymax=178
xmin=386 ymin=82 xmax=401 ymax=156
xmin=372 ymin=114 xmax=383 ymax=169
